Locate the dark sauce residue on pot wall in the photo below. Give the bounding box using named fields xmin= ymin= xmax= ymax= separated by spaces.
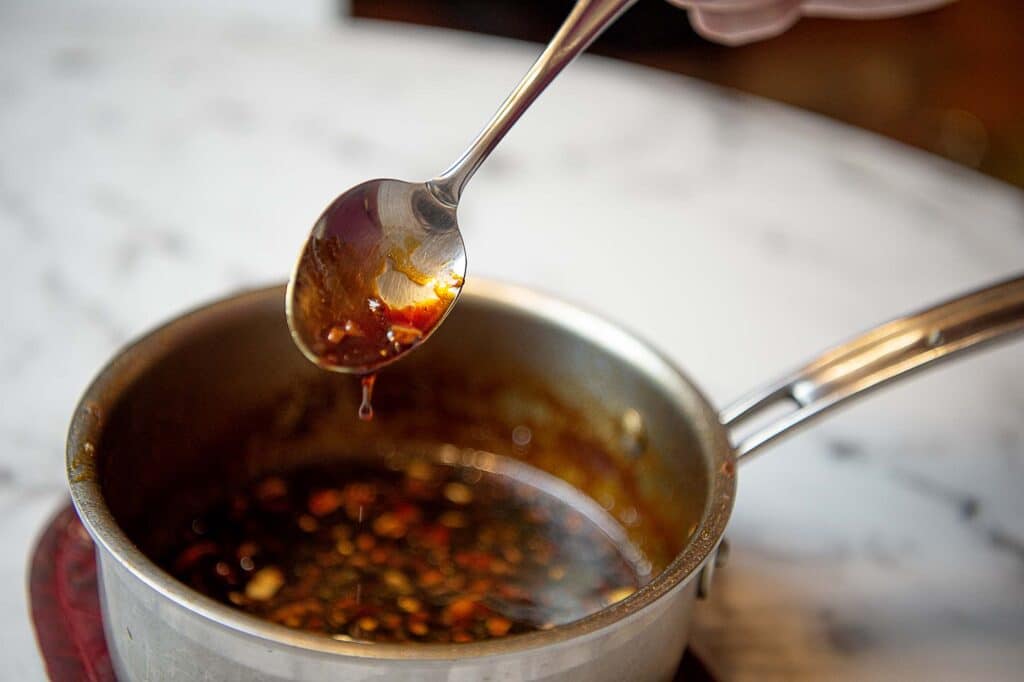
xmin=160 ymin=455 xmax=648 ymax=643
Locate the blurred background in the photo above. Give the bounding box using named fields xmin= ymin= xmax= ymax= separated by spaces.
xmin=350 ymin=0 xmax=1024 ymax=188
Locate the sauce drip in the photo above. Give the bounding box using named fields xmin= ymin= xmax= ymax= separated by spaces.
xmin=291 ymin=234 xmax=462 ymax=372
xmin=160 ymin=455 xmax=647 ymax=643
xmin=358 ymin=374 xmax=376 ymax=422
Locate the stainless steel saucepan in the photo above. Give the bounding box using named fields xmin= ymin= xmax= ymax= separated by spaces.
xmin=67 ymin=274 xmax=1024 ymax=681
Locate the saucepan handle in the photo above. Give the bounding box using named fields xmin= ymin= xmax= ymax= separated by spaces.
xmin=720 ymin=274 xmax=1024 ymax=463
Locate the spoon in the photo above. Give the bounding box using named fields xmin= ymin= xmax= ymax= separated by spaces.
xmin=286 ymin=0 xmax=638 ymax=376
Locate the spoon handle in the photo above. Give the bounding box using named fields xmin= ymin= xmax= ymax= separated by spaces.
xmin=428 ymin=0 xmax=638 ymax=205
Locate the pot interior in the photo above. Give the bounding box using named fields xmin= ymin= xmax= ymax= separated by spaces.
xmin=93 ymin=282 xmax=717 ymax=625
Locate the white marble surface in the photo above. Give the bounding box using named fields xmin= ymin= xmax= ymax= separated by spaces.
xmin=2 ymin=2 xmax=1023 ymax=680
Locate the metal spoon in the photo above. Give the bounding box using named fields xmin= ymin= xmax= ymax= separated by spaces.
xmin=286 ymin=0 xmax=637 ymax=374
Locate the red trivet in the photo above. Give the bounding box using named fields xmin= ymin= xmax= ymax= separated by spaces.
xmin=30 ymin=504 xmax=114 ymax=682
xmin=30 ymin=503 xmax=715 ymax=681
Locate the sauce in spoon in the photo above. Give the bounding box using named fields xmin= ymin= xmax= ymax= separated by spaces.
xmin=290 ymin=232 xmax=461 ymax=372
xmin=287 ymin=182 xmax=465 ymax=418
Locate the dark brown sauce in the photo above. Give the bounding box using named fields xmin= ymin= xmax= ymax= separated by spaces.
xmin=159 ymin=456 xmax=646 ymax=643
xmin=291 ymin=234 xmax=461 ymax=372
xmin=292 ymin=232 xmax=462 ymax=419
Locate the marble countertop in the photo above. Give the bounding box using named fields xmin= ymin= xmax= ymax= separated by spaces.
xmin=2 ymin=2 xmax=1022 ymax=680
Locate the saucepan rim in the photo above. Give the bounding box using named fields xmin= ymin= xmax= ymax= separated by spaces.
xmin=66 ymin=279 xmax=736 ymax=661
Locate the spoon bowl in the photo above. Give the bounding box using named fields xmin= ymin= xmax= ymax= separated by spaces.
xmin=287 ymin=179 xmax=466 ymax=374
